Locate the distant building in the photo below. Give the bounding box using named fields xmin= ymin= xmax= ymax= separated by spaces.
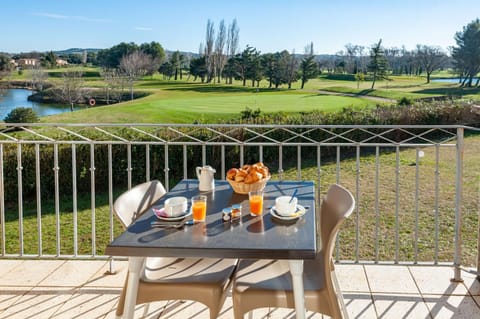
xmin=56 ymin=58 xmax=68 ymax=66
xmin=17 ymin=58 xmax=39 ymax=68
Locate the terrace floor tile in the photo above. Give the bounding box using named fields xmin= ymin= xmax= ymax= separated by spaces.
xmin=364 ymin=265 xmax=420 ymax=294
xmin=423 ymin=294 xmax=480 ymax=319
xmin=0 ymin=260 xmax=478 ymax=318
xmin=371 ymin=292 xmax=431 ymax=319
xmin=40 ymin=260 xmax=107 ymax=287
xmin=409 ymin=266 xmax=469 ymax=295
xmin=0 ymin=260 xmax=65 ymax=287
xmin=0 ymin=287 xmax=72 ymax=319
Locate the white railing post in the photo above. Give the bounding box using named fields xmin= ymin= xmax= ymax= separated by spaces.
xmin=452 ymin=127 xmax=464 ymax=282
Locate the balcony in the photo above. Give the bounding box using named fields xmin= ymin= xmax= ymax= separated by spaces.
xmin=0 ymin=123 xmax=479 ymax=318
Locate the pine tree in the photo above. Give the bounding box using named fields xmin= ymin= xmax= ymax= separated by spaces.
xmin=368 ymin=39 xmax=388 ymax=89
xmin=452 ymin=19 xmax=480 ymax=87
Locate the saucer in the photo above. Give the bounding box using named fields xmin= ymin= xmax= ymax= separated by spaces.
xmin=270 ymin=205 xmax=306 ymax=221
xmin=153 ymin=207 xmax=192 ymax=221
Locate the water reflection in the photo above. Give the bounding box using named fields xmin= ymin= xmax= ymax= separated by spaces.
xmin=0 ymin=88 xmax=84 ymax=119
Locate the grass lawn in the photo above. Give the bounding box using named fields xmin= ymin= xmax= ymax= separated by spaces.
xmin=42 ymin=81 xmax=375 ymax=123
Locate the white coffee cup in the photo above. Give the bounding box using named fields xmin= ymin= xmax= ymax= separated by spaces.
xmin=164 ymin=196 xmax=188 ymax=217
xmin=275 ymin=196 xmax=298 ymax=216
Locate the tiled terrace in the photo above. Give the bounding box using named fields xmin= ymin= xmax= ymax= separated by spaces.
xmin=0 ymin=260 xmax=478 ymax=319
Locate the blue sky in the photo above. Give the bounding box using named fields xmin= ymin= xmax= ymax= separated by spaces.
xmin=1 ymin=0 xmax=478 ymax=54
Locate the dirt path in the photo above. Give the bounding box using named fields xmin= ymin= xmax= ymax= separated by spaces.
xmin=305 ymin=89 xmax=397 ymax=103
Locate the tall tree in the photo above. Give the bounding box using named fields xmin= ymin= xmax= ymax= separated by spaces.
xmin=415 ymin=45 xmax=447 ymax=83
xmin=97 ymin=42 xmax=138 ymax=68
xmin=226 ymin=19 xmax=240 ymax=84
xmin=368 ymin=39 xmax=388 ymax=89
xmin=189 ymin=56 xmax=207 ymax=82
xmin=270 ymin=50 xmax=291 ymax=89
xmin=205 ymin=19 xmax=215 ymax=82
xmin=43 ymin=51 xmax=57 ymax=68
xmin=344 ymin=43 xmax=359 ymax=74
xmin=0 ymin=54 xmax=13 ymax=80
xmin=214 ymin=19 xmax=227 ymax=83
xmin=299 ymin=42 xmax=318 ymax=89
xmin=120 ymin=51 xmax=151 ymax=100
xmin=170 ymin=51 xmax=183 ymax=80
xmin=261 ymin=53 xmax=276 ymax=88
xmin=452 ymin=19 xmax=480 ymax=87
xmin=246 ymin=49 xmax=262 ymax=87
xmin=159 ymin=62 xmax=174 ymax=80
xmin=233 ymin=45 xmax=257 ymax=86
xmin=139 ymin=41 xmax=166 ymax=75
xmin=285 ymin=49 xmax=298 ymax=89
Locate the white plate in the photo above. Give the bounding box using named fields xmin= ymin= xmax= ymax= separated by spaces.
xmin=153 ymin=207 xmax=192 ymax=221
xmin=270 ymin=205 xmax=306 ymax=221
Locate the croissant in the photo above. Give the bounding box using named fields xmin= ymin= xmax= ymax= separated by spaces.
xmin=235 ymin=169 xmax=248 ymax=182
xmin=244 ymin=171 xmax=262 ymax=184
xmin=254 ymin=162 xmax=265 ymax=167
xmin=257 ymin=166 xmax=269 ymax=178
xmin=227 ymin=168 xmax=238 ymax=180
xmin=241 ymin=164 xmax=251 ymax=172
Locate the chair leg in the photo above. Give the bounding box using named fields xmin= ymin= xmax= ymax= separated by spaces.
xmin=142 ymin=303 xmax=150 ymax=317
xmin=332 ymin=272 xmax=349 ymax=319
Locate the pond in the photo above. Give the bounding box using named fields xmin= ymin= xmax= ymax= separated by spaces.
xmin=431 ymin=77 xmax=479 ymax=83
xmin=0 ymin=88 xmax=85 ymax=120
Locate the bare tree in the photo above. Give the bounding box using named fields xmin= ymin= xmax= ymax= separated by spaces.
xmin=226 ymin=19 xmax=240 ymax=84
xmin=120 ymin=51 xmax=151 ymax=100
xmin=205 ymin=19 xmax=215 ymax=82
xmin=286 ymin=49 xmax=299 ymax=89
xmin=344 ymin=44 xmax=358 ymax=74
xmin=214 ymin=19 xmax=227 ymax=83
xmin=415 ymin=45 xmax=447 ymax=83
xmin=29 ymin=66 xmax=48 ymax=92
xmin=56 ymin=70 xmax=86 ymax=112
xmin=101 ymin=68 xmax=125 ymax=104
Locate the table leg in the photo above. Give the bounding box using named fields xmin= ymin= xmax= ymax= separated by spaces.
xmin=123 ymin=257 xmax=144 ymax=319
xmin=289 ymin=259 xmax=306 ymax=319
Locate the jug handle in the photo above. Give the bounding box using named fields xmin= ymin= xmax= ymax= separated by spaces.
xmin=196 ymin=166 xmax=202 ymax=178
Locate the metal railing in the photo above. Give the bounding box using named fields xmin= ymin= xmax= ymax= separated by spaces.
xmin=0 ymin=123 xmax=478 ymax=281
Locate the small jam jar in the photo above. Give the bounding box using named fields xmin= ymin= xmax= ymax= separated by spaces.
xmin=231 ymin=204 xmax=242 ymax=219
xmin=222 ymin=207 xmax=232 ymax=222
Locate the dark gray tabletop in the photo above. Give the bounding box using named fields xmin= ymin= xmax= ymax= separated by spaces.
xmin=105 ymin=179 xmax=317 ymax=260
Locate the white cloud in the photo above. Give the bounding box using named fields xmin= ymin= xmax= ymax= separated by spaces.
xmin=134 ymin=26 xmax=153 ymax=31
xmin=33 ymin=12 xmax=69 ymax=19
xmin=32 ymin=12 xmax=112 ymax=23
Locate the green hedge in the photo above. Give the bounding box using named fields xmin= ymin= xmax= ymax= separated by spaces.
xmin=1 ymin=99 xmax=479 ymax=203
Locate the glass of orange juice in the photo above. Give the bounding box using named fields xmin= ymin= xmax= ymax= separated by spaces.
xmin=249 ymin=190 xmax=264 ymax=216
xmin=192 ymin=195 xmax=207 ymax=222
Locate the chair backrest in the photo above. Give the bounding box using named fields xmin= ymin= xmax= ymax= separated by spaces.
xmin=320 ymin=184 xmax=355 ymax=260
xmin=113 ymin=180 xmax=167 ymax=228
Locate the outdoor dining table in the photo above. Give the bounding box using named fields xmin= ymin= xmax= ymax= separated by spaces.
xmin=105 ymin=179 xmax=317 ymax=319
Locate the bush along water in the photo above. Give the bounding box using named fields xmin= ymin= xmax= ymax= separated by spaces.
xmin=4 ymin=107 xmax=39 ymax=123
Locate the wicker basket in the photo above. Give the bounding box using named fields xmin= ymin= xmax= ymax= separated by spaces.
xmin=227 ymin=175 xmax=271 ymax=194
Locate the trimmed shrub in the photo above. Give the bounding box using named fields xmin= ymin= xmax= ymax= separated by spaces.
xmin=398 ymin=97 xmax=413 ymax=106
xmin=4 ymin=107 xmax=39 ymax=123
